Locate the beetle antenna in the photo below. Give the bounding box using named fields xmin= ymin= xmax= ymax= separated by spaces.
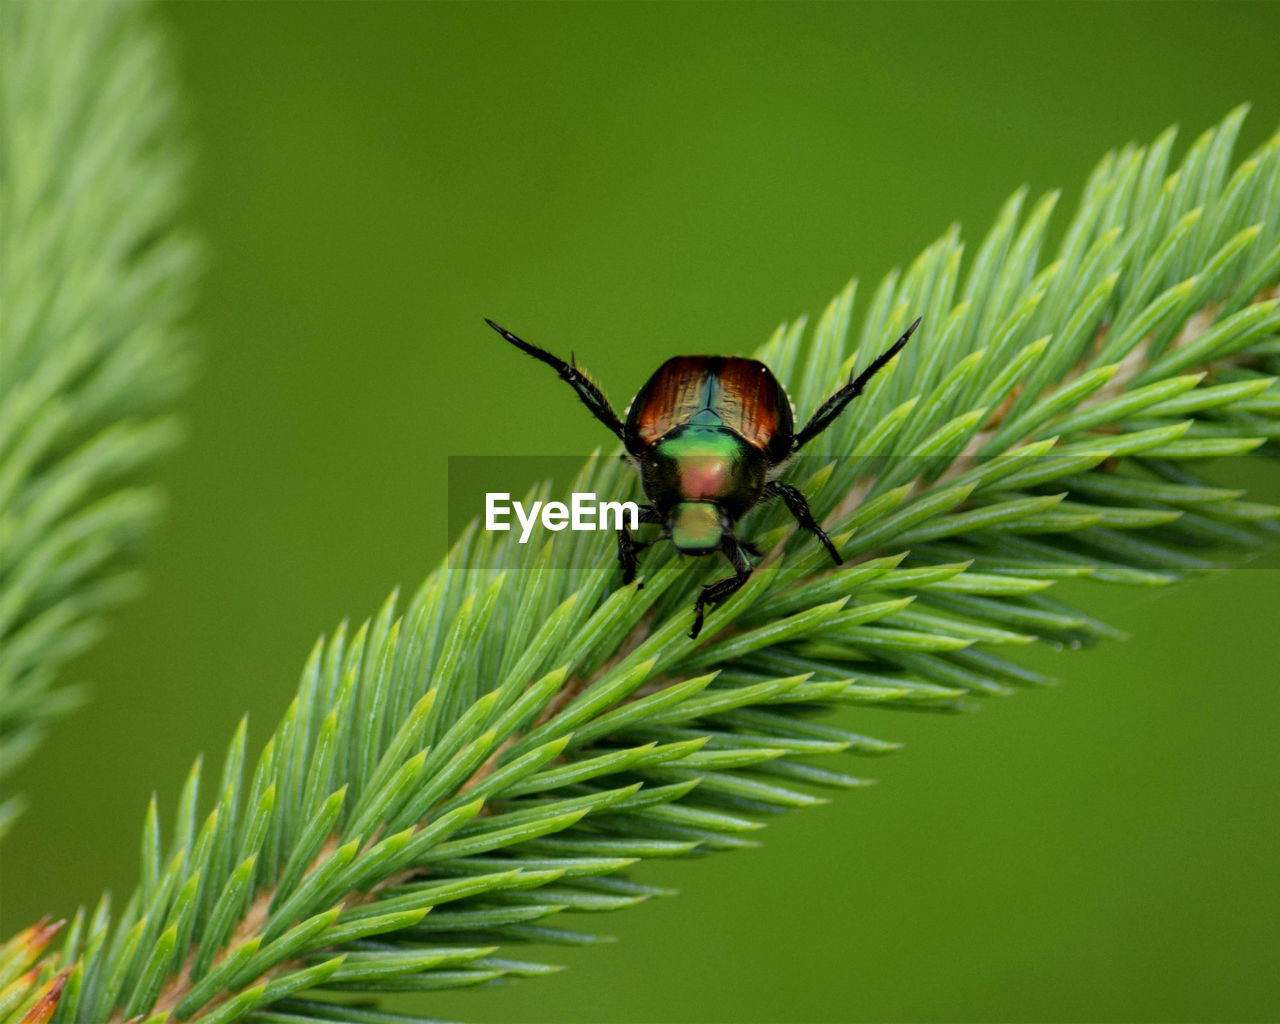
xmin=792 ymin=316 xmax=921 ymax=451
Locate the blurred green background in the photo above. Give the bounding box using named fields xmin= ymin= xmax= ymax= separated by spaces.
xmin=4 ymin=2 xmax=1280 ymax=1021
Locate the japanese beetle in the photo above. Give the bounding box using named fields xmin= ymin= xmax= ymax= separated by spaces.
xmin=485 ymin=315 xmax=921 ymax=638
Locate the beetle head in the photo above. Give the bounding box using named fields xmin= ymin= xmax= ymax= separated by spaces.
xmin=668 ymin=501 xmax=728 ymax=555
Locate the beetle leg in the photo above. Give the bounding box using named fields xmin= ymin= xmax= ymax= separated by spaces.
xmin=764 ymin=480 xmax=841 ymax=565
xmin=617 ymin=528 xmax=648 ymax=585
xmin=792 ymin=317 xmax=921 ymax=451
xmin=689 ymin=539 xmax=753 ymax=639
xmin=485 ymin=319 xmax=638 ymax=453
xmin=618 ymin=504 xmax=663 ymax=587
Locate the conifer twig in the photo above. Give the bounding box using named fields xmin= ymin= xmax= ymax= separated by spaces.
xmin=0 ymin=0 xmax=199 ymax=839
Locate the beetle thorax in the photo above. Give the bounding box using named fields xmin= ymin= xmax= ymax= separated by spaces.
xmin=640 ymin=424 xmax=766 ymax=523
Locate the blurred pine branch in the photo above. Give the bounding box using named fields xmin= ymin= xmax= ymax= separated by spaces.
xmin=0 ymin=0 xmax=199 ymax=839
xmin=3 ymin=7 xmax=1279 ymax=1019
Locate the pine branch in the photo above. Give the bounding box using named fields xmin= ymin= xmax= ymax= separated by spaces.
xmin=0 ymin=0 xmax=199 ymax=838
xmin=9 ymin=107 xmax=1280 ymax=1024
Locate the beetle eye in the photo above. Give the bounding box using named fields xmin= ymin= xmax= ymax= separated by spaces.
xmin=670 ymin=502 xmax=723 ymax=553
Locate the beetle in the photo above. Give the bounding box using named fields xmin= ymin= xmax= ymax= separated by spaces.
xmin=485 ymin=315 xmax=921 ymax=638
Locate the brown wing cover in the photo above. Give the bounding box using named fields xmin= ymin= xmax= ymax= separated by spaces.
xmin=626 ymin=356 xmax=793 ymax=453
xmin=713 ymin=357 xmax=792 ymax=450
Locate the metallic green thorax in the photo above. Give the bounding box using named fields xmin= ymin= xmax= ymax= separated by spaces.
xmin=642 ymin=423 xmax=768 ymax=552
xmin=658 ymin=426 xmax=746 ymax=500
